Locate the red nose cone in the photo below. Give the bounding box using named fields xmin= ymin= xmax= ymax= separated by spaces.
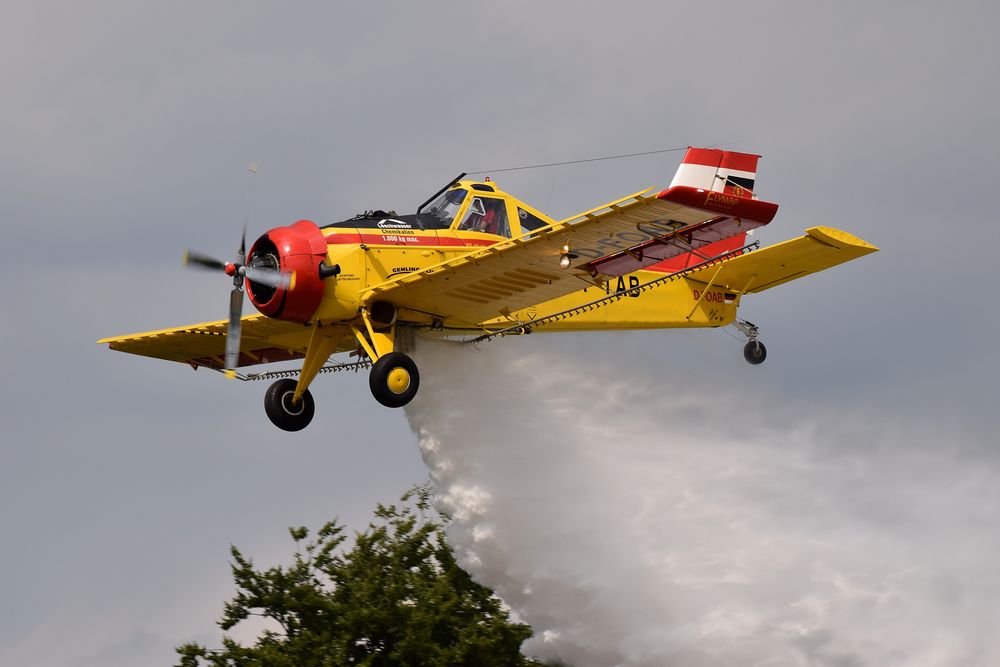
xmin=246 ymin=220 xmax=328 ymax=323
xmin=224 ymin=263 xmax=237 ymax=276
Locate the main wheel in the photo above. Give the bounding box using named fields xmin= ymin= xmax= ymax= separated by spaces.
xmin=369 ymin=352 xmax=420 ymax=408
xmin=264 ymin=379 xmax=315 ymax=431
xmin=743 ymin=340 xmax=767 ymax=365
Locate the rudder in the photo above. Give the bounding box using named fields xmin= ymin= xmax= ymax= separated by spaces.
xmin=669 ymin=147 xmax=760 ymax=199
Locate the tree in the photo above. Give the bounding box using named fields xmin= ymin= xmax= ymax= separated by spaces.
xmin=176 ymin=486 xmax=542 ymax=667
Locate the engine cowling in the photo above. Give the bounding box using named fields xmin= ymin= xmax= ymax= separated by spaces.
xmin=246 ymin=220 xmax=328 ymax=323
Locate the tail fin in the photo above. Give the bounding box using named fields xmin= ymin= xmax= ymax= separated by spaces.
xmin=669 ymin=147 xmax=760 ymax=199
xmin=645 ymin=147 xmax=762 ymax=274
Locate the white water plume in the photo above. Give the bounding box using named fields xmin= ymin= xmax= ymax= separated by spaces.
xmin=404 ymin=335 xmax=1000 ymax=666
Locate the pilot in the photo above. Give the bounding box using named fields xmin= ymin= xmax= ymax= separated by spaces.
xmin=481 ymin=208 xmax=498 ymax=234
xmin=459 ymin=198 xmax=486 ymax=232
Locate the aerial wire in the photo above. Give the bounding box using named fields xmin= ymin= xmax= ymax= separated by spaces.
xmin=466 ymin=145 xmax=689 ymax=175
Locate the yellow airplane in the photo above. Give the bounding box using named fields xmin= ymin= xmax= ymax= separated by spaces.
xmin=100 ymin=148 xmax=877 ymax=431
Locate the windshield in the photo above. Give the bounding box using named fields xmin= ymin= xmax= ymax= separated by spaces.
xmin=424 ymin=188 xmax=467 ymax=226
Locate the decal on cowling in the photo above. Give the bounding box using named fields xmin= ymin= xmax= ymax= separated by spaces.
xmin=377 ymin=219 xmax=413 ymax=229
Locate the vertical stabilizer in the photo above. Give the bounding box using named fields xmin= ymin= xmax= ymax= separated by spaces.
xmin=647 ymin=147 xmax=763 ymax=274
xmin=669 ymin=147 xmax=760 ymax=199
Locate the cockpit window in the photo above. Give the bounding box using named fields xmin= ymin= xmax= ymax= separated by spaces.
xmin=424 ymin=188 xmax=468 ymax=226
xmin=457 ymin=197 xmax=510 ymax=237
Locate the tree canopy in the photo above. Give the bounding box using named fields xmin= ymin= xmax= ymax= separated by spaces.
xmin=176 ymin=486 xmax=542 ymax=667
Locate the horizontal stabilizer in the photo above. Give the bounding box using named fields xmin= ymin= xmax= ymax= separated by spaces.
xmin=684 ymin=226 xmax=878 ymax=293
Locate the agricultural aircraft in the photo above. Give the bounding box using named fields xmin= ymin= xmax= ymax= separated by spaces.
xmin=100 ymin=147 xmax=878 ymax=431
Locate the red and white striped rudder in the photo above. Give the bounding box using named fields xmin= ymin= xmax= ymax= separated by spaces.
xmin=669 ymin=147 xmax=760 ymax=199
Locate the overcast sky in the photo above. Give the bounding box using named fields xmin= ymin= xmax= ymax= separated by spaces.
xmin=2 ymin=2 xmax=998 ymax=665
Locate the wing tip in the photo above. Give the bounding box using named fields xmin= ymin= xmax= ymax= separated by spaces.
xmin=806 ymin=226 xmax=879 ymax=253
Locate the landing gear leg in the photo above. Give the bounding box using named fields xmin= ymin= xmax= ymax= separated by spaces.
xmin=353 ymin=305 xmax=421 ymax=408
xmin=734 ymin=318 xmax=767 ymax=365
xmin=263 ymin=325 xmax=347 ymax=431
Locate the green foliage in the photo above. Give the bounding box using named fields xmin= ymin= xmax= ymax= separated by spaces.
xmin=176 ymin=486 xmax=542 ymax=667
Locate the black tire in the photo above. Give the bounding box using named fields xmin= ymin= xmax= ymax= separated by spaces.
xmin=369 ymin=352 xmax=420 ymax=408
xmin=264 ymin=379 xmax=315 ymax=431
xmin=743 ymin=340 xmax=767 ymax=365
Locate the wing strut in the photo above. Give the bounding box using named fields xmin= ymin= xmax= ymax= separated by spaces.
xmin=292 ymin=325 xmax=350 ymax=404
xmin=685 ymin=263 xmax=726 ymax=320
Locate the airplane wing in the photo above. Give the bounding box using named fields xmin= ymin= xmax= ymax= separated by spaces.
xmin=97 ymin=315 xmax=343 ymax=369
xmin=366 ymin=185 xmax=778 ymax=326
xmin=684 ymin=226 xmax=878 ymax=293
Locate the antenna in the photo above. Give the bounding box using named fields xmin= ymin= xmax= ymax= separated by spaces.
xmin=243 ymin=162 xmax=258 ymax=231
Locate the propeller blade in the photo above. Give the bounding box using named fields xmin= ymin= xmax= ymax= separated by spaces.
xmin=184 ymin=250 xmax=227 ymax=272
xmin=243 ymin=266 xmax=293 ymax=290
xmin=225 ymin=286 xmax=244 ymax=371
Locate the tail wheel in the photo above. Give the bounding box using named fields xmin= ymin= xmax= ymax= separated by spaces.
xmin=264 ymin=378 xmax=315 ymax=431
xmin=743 ymin=340 xmax=767 ymax=365
xmin=369 ymin=352 xmax=420 ymax=408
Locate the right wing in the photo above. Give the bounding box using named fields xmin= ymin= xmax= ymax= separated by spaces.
xmin=684 ymin=226 xmax=878 ymax=293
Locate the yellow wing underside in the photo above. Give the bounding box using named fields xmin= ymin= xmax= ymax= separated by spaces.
xmin=684 ymin=226 xmax=878 ymax=293
xmin=97 ymin=315 xmax=334 ymax=369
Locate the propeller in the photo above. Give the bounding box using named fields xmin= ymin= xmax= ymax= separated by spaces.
xmin=184 ymin=226 xmax=293 ymax=374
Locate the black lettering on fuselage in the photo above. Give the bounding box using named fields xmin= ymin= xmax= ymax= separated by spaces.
xmin=605 ymin=274 xmax=642 ymax=297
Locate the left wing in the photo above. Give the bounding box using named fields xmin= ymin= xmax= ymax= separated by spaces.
xmin=366 ymin=186 xmax=778 ymax=326
xmin=98 ymin=315 xmax=339 ymax=369
xmin=684 ymin=226 xmax=878 ymax=293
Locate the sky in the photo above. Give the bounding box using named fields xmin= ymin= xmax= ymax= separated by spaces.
xmin=1 ymin=1 xmax=998 ymax=665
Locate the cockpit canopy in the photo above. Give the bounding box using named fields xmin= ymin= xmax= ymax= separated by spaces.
xmin=323 ymin=181 xmax=552 ymax=238
xmin=425 ymin=184 xmax=524 ymax=238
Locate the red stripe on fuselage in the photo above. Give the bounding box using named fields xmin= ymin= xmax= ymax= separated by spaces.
xmin=325 ymin=232 xmax=497 ymax=248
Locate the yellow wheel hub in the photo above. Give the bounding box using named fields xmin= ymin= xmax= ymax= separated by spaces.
xmin=386 ymin=367 xmax=411 ymax=394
